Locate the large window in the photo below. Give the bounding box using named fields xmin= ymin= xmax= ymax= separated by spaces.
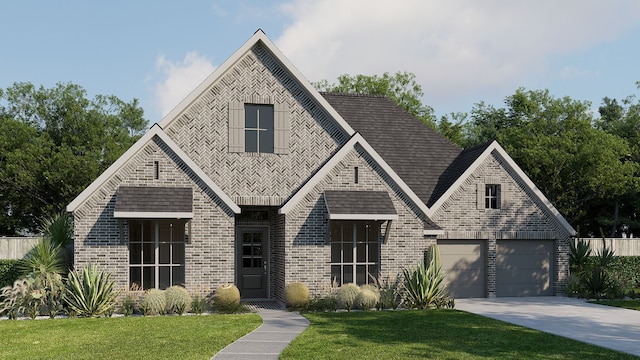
xmin=485 ymin=184 xmax=500 ymax=209
xmin=129 ymin=219 xmax=185 ymax=290
xmin=245 ymin=104 xmax=274 ymax=153
xmin=331 ymin=221 xmax=379 ymax=286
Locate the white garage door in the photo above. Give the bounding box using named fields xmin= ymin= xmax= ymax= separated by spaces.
xmin=496 ymin=240 xmax=553 ymax=297
xmin=437 ymin=240 xmax=485 ymax=298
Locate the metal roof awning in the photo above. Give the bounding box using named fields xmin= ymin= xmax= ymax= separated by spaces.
xmin=323 ymin=190 xmax=397 ymax=221
xmin=113 ymin=186 xmax=193 ymax=219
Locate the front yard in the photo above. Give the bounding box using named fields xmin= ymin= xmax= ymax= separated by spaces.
xmin=591 ymin=299 xmax=640 ymax=311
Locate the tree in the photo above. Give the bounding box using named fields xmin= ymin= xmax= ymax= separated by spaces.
xmin=469 ymin=88 xmax=638 ymax=235
xmin=0 ymin=82 xmax=148 ymax=235
xmin=314 ymin=71 xmax=437 ymax=127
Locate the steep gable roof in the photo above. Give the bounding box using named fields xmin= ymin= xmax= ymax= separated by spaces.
xmin=322 ymin=93 xmax=462 ymax=205
xmin=159 ymin=29 xmax=355 ymax=138
xmin=66 ymin=125 xmax=240 ymax=214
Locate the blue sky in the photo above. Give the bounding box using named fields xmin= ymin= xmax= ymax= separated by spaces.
xmin=2 ymin=0 xmax=640 ymax=124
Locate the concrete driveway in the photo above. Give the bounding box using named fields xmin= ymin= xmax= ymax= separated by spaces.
xmin=456 ymin=297 xmax=640 ymax=357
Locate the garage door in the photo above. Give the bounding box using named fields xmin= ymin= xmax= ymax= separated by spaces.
xmin=437 ymin=240 xmax=485 ymax=298
xmin=496 ymin=240 xmax=553 ymax=297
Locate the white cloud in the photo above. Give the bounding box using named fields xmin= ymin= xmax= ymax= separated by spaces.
xmin=153 ymin=51 xmax=216 ymax=116
xmin=276 ymin=0 xmax=640 ymax=111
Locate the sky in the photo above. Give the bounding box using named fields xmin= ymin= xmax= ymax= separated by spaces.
xmin=2 ymin=0 xmax=640 ymax=124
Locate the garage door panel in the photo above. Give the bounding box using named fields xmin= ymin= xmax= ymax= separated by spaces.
xmin=497 ymin=240 xmax=553 ymax=297
xmin=438 ymin=240 xmax=485 ymax=298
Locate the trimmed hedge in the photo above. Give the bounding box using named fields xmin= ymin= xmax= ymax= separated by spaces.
xmin=587 ymin=256 xmax=640 ymax=288
xmin=0 ymin=259 xmax=21 ymax=288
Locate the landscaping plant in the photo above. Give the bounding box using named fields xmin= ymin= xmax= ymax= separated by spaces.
xmin=355 ymin=286 xmax=379 ymax=310
xmin=211 ymin=283 xmax=242 ymax=313
xmin=64 ymin=265 xmax=119 ymax=317
xmin=284 ymin=282 xmax=309 ymax=308
xmin=336 ymin=283 xmax=360 ymax=311
xmin=18 ymin=238 xmax=66 ymax=277
xmin=165 ymin=285 xmax=191 ymax=315
xmin=140 ymin=289 xmax=166 ymax=316
xmin=402 ymin=244 xmax=451 ymax=309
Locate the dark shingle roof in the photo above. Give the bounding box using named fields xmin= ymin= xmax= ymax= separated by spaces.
xmin=322 ymin=93 xmax=463 ymax=205
xmin=427 ymin=141 xmax=493 ymax=206
xmin=115 ymin=186 xmax=192 ymax=213
xmin=324 ymin=190 xmax=396 ymax=216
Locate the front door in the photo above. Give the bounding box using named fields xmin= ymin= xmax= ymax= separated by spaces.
xmin=237 ymin=228 xmax=269 ymax=298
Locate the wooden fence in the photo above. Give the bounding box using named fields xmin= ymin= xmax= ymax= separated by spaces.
xmin=0 ymin=237 xmax=39 ymax=260
xmin=577 ymin=238 xmax=640 ymax=256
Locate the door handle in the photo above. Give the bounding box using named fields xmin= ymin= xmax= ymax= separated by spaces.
xmin=263 ymin=261 xmax=267 ymax=273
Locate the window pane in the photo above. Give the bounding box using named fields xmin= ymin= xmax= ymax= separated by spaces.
xmin=368 ymin=242 xmax=379 ymax=262
xmin=259 ymin=127 xmax=274 ymax=153
xmin=253 ymin=258 xmax=262 ymax=268
xmin=130 ymin=243 xmax=142 ymax=264
xmin=159 ymin=267 xmax=170 ymax=290
xmin=245 ymin=130 xmax=258 ymax=152
xmin=172 ymin=267 xmax=185 ymax=287
xmin=158 ymin=222 xmax=171 ymax=243
xmin=343 ymin=266 xmax=353 ymax=284
xmin=368 ymin=265 xmax=378 ymax=283
xmin=159 ymin=243 xmax=170 ymax=264
xmin=243 ymin=258 xmax=252 ymax=268
xmin=355 ymin=223 xmax=366 ymax=243
xmin=143 ymin=267 xmax=155 ymax=290
xmin=142 ymin=243 xmax=155 ymax=264
xmin=331 ymin=265 xmax=342 ymax=286
xmin=130 ymin=220 xmax=141 ymax=241
xmin=242 ymin=245 xmax=252 ymax=256
xmin=356 ymin=242 xmax=366 ymax=262
xmin=172 ymin=221 xmax=185 ymax=243
xmin=130 ymin=267 xmax=141 ymax=289
xmin=142 ymin=221 xmax=154 ymax=242
xmin=331 ymin=242 xmax=341 ymax=263
xmin=253 ymin=245 xmax=262 ymax=256
xmin=367 ymin=224 xmax=378 ymax=243
xmin=343 ymin=243 xmax=353 ymax=262
xmin=258 ymin=106 xmax=274 ymax=130
xmin=356 ymin=265 xmax=367 ymax=285
xmin=243 ymin=232 xmax=252 ymax=243
xmin=245 ymin=105 xmax=258 ymax=128
xmin=331 ymin=223 xmax=342 ymax=242
xmin=172 ymin=243 xmax=185 ymax=264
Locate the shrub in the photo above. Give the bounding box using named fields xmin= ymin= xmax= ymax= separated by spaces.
xmin=569 ymin=238 xmax=591 ymax=276
xmin=165 ymin=286 xmax=192 ymax=315
xmin=336 ymin=283 xmax=360 ymax=311
xmin=305 ymin=295 xmax=337 ymax=312
xmin=190 ymin=294 xmax=207 ymax=315
xmin=284 ymin=282 xmax=309 ymax=308
xmin=0 ymin=277 xmax=36 ymax=319
xmin=40 ymin=212 xmax=73 ymax=247
xmin=18 ymin=238 xmax=66 ymax=277
xmin=402 ymin=244 xmax=450 ymax=309
xmin=119 ymin=294 xmax=136 ymax=316
xmin=355 ymin=287 xmax=378 ymax=310
xmin=37 ymin=272 xmax=65 ymax=318
xmin=140 ymin=289 xmax=166 ymax=316
xmin=211 ymin=283 xmax=240 ymax=312
xmin=0 ymin=260 xmax=21 ymax=289
xmin=375 ymin=275 xmax=402 ymax=310
xmin=65 ymin=265 xmax=119 ymax=317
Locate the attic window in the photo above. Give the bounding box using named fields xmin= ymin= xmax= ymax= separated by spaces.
xmin=354 ymin=167 xmax=359 ymax=184
xmin=245 ymin=104 xmax=274 ymax=153
xmin=485 ymin=184 xmax=500 ymax=209
xmin=154 ymin=161 xmax=159 ymax=180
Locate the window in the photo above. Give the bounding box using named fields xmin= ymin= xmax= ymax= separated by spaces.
xmin=330 ymin=221 xmax=379 ymax=286
xmin=485 ymin=184 xmax=500 ymax=209
xmin=129 ymin=219 xmax=185 ymax=290
xmin=153 ymin=161 xmax=159 ymax=179
xmin=354 ymin=167 xmax=359 ymax=184
xmin=244 ymin=104 xmax=274 ymax=153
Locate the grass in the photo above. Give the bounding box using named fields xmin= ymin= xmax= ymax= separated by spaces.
xmin=0 ymin=314 xmax=261 ymax=360
xmin=591 ymin=299 xmax=640 ymax=311
xmin=281 ymin=310 xmax=636 ymax=359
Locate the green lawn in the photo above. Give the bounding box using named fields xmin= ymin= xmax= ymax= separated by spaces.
xmin=591 ymin=299 xmax=640 ymax=311
xmin=281 ymin=310 xmax=636 ymax=359
xmin=0 ymin=314 xmax=261 ymax=360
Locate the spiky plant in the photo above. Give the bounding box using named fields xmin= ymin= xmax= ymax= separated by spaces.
xmin=40 ymin=212 xmax=73 ymax=247
xmin=18 ymin=238 xmax=66 ymax=277
xmin=284 ymin=282 xmax=309 ymax=308
xmin=165 ymin=286 xmax=191 ymax=315
xmin=402 ymin=244 xmax=450 ymax=309
xmin=64 ymin=265 xmax=119 ymax=317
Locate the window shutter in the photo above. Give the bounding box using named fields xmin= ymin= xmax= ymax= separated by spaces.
xmin=500 ymin=183 xmax=508 ymax=210
xmin=273 ymin=103 xmax=290 ymax=154
xmin=476 ymin=183 xmax=485 ymax=210
xmin=228 ymin=101 xmax=245 ymax=153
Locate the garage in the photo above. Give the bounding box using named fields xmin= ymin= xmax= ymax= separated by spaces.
xmin=437 ymin=240 xmax=485 ymax=298
xmin=496 ymin=240 xmax=554 ymax=296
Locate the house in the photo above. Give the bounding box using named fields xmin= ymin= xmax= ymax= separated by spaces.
xmin=66 ymin=30 xmax=575 ymax=301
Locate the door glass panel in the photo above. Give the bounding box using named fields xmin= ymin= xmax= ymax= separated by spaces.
xmin=243 ymin=258 xmax=252 ymax=268
xmin=243 ymin=245 xmax=252 ymax=256
xmin=243 ymin=233 xmax=252 ymax=243
xmin=253 ymin=245 xmax=262 ymax=256
xmin=253 ymin=258 xmax=262 ymax=268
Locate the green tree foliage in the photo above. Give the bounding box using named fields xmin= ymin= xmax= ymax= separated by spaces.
xmin=0 ymin=82 xmax=148 ymax=235
xmin=469 ymin=88 xmax=638 ymax=235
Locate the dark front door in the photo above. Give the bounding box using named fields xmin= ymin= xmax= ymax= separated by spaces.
xmin=237 ymin=228 xmax=269 ymax=298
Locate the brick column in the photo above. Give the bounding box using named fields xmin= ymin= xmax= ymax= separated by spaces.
xmin=486 ymin=235 xmax=497 ymax=298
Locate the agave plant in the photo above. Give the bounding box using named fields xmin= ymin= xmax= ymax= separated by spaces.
xmin=40 ymin=212 xmax=73 ymax=247
xmin=568 ymin=238 xmax=591 ymax=276
xmin=402 ymin=244 xmax=450 ymax=309
xmin=64 ymin=265 xmax=119 ymax=317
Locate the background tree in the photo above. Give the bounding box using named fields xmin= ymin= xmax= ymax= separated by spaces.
xmin=0 ymin=82 xmax=148 ymax=235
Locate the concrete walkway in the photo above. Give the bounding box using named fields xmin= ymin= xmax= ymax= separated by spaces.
xmin=212 ymin=307 xmax=309 ymax=360
xmin=456 ymin=296 xmax=640 ymax=357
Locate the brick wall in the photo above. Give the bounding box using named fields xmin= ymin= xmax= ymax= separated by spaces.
xmin=73 ymin=136 xmax=235 ymax=293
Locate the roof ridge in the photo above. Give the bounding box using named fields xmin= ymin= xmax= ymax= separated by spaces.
xmin=320 ymin=91 xmax=388 ymax=98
